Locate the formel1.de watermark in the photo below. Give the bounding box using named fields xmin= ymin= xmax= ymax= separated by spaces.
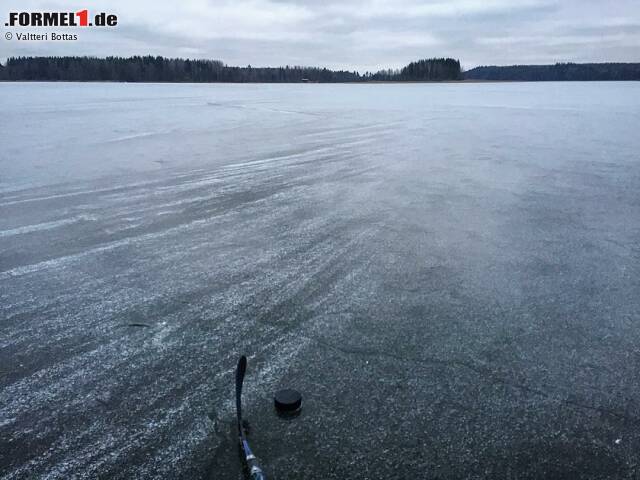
xmin=4 ymin=10 xmax=118 ymax=42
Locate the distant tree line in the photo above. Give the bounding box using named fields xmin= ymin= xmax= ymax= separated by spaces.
xmin=464 ymin=63 xmax=640 ymax=81
xmin=0 ymin=56 xmax=462 ymax=82
xmin=3 ymin=57 xmax=637 ymax=83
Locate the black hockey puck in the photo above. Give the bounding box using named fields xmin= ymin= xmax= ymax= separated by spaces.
xmin=274 ymin=389 xmax=302 ymax=412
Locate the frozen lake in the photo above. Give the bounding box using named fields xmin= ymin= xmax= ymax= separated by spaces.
xmin=1 ymin=82 xmax=640 ymax=479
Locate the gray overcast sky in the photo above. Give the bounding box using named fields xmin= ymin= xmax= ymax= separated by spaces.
xmin=3 ymin=0 xmax=640 ymax=71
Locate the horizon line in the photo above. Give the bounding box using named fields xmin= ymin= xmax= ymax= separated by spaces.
xmin=2 ymin=55 xmax=640 ymax=73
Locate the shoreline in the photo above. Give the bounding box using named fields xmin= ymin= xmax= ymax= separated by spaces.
xmin=1 ymin=79 xmax=637 ymax=84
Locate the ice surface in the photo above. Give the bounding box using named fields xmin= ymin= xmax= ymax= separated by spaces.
xmin=1 ymin=82 xmax=640 ymax=479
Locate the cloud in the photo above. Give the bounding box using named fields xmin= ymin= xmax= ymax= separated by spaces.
xmin=2 ymin=0 xmax=640 ymax=69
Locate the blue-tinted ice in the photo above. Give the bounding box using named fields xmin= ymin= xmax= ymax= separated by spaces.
xmin=1 ymin=82 xmax=640 ymax=479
